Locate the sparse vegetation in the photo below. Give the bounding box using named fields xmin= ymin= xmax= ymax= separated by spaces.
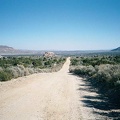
xmin=69 ymin=55 xmax=120 ymax=105
xmin=0 ymin=56 xmax=66 ymax=81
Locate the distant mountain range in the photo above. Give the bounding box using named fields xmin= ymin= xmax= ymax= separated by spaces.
xmin=112 ymin=47 xmax=120 ymax=51
xmin=0 ymin=45 xmax=119 ymax=56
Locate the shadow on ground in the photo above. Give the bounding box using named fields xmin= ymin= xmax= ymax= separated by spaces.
xmin=77 ymin=76 xmax=120 ymax=120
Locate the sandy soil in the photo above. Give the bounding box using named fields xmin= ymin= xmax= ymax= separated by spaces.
xmin=0 ymin=57 xmax=108 ymax=120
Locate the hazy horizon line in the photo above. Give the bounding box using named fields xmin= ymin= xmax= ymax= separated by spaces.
xmin=0 ymin=44 xmax=119 ymax=51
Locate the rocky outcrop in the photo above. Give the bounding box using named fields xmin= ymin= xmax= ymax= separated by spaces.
xmin=43 ymin=52 xmax=55 ymax=57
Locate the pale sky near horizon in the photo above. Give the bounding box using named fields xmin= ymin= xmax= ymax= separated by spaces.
xmin=0 ymin=0 xmax=120 ymax=50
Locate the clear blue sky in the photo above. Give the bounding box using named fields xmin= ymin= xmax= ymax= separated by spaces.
xmin=0 ymin=0 xmax=120 ymax=50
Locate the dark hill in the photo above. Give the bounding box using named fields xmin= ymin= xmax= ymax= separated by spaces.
xmin=112 ymin=47 xmax=120 ymax=51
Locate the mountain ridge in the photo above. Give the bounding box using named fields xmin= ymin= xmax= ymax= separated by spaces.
xmin=0 ymin=45 xmax=16 ymax=53
xmin=0 ymin=45 xmax=120 ymax=55
xmin=112 ymin=47 xmax=120 ymax=51
xmin=0 ymin=45 xmax=40 ymax=55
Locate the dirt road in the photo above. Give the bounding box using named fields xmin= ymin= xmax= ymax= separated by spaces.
xmin=0 ymin=58 xmax=81 ymax=120
xmin=0 ymin=58 xmax=107 ymax=120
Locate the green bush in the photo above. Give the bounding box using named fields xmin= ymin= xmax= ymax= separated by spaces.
xmin=70 ymin=56 xmax=120 ymax=88
xmin=0 ymin=56 xmax=66 ymax=81
xmin=70 ymin=56 xmax=120 ymax=106
xmin=0 ymin=70 xmax=12 ymax=81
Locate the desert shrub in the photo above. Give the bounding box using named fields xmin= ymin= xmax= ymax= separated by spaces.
xmin=71 ymin=55 xmax=120 ymax=67
xmin=7 ymin=67 xmax=19 ymax=78
xmin=7 ymin=65 xmax=25 ymax=78
xmin=70 ymin=58 xmax=80 ymax=65
xmin=95 ymin=64 xmax=113 ymax=81
xmin=93 ymin=64 xmax=120 ymax=87
xmin=0 ymin=56 xmax=66 ymax=81
xmin=70 ymin=64 xmax=120 ymax=88
xmin=0 ymin=70 xmax=12 ymax=81
xmin=17 ymin=65 xmax=25 ymax=71
xmin=70 ymin=56 xmax=120 ymax=106
xmin=70 ymin=56 xmax=120 ymax=89
xmin=0 ymin=67 xmax=3 ymax=72
xmin=44 ymin=60 xmax=52 ymax=66
xmin=70 ymin=65 xmax=95 ymax=76
xmin=27 ymin=68 xmax=34 ymax=74
xmin=24 ymin=68 xmax=30 ymax=76
xmin=86 ymin=65 xmax=96 ymax=76
xmin=115 ymin=80 xmax=120 ymax=87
